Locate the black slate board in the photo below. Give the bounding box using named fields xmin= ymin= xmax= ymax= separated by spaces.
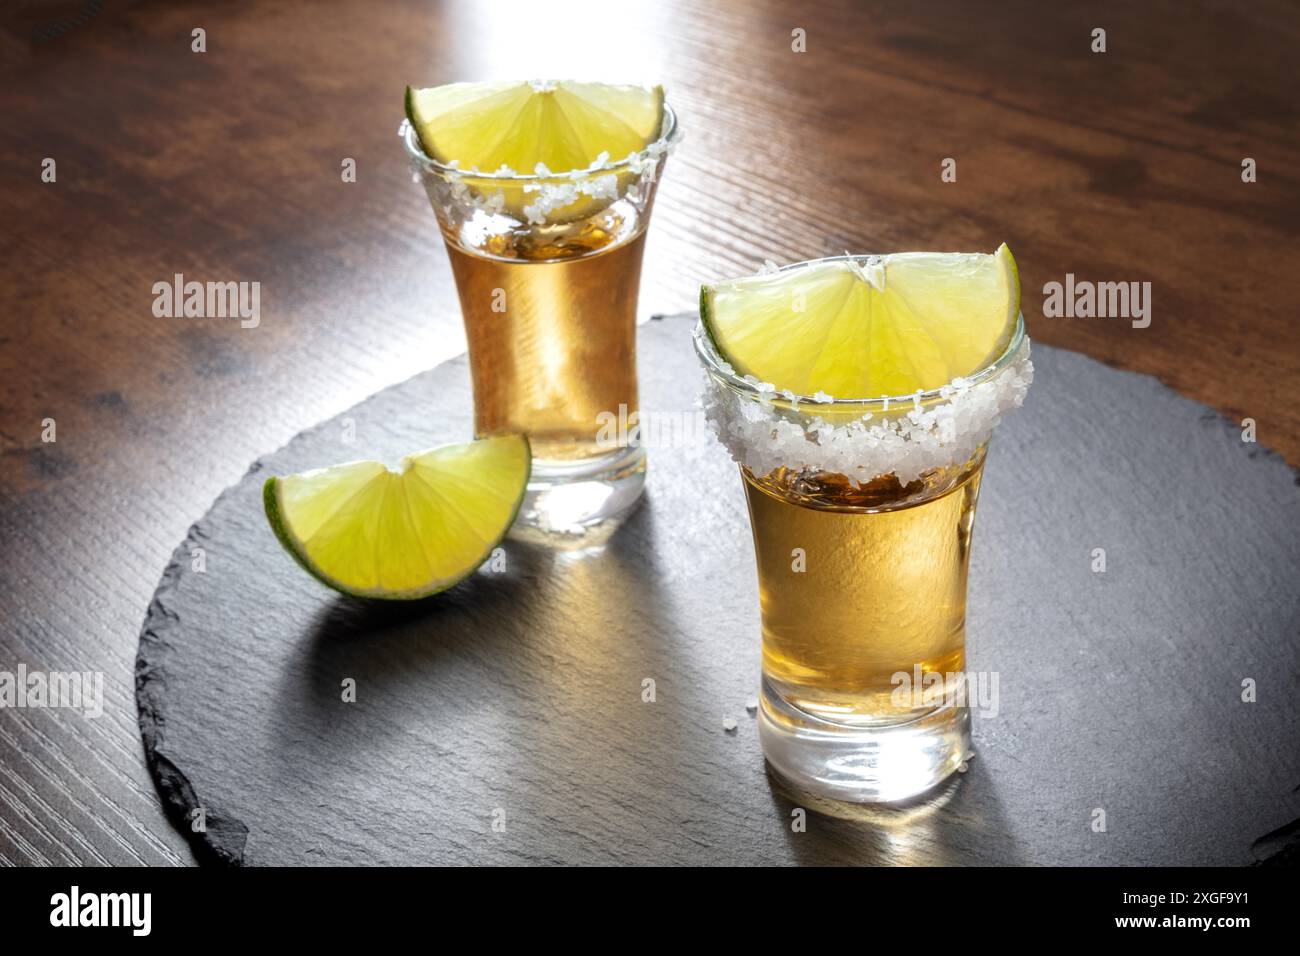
xmin=136 ymin=314 xmax=1300 ymax=866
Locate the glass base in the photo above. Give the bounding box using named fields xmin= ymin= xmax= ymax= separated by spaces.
xmin=510 ymin=444 xmax=646 ymax=542
xmin=759 ymin=678 xmax=972 ymax=804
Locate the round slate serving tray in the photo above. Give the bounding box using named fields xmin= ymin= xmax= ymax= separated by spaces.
xmin=136 ymin=314 xmax=1300 ymax=866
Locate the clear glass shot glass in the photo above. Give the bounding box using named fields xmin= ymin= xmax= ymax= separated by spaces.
xmin=402 ymin=103 xmax=680 ymax=539
xmin=695 ymin=278 xmax=1032 ymax=802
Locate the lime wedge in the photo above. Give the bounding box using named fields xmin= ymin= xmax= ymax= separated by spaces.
xmin=701 ymin=245 xmax=1021 ymax=398
xmin=405 ymin=80 xmax=665 ymax=173
xmin=263 ymin=435 xmax=530 ymax=600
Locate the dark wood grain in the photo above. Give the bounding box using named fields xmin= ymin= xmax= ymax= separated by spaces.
xmin=2 ymin=0 xmax=1299 ymax=865
xmin=137 ymin=316 xmax=1300 ymax=866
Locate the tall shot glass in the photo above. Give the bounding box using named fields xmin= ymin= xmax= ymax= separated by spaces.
xmin=402 ymin=102 xmax=680 ymax=538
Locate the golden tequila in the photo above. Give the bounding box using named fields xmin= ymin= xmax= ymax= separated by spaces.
xmin=444 ymin=220 xmax=646 ymax=464
xmin=743 ymin=457 xmax=983 ymax=726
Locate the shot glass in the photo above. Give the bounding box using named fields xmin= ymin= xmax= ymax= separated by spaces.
xmin=696 ymin=276 xmax=1032 ymax=802
xmin=402 ymin=103 xmax=680 ymax=538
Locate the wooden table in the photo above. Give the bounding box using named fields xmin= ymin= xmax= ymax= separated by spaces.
xmin=1 ymin=0 xmax=1297 ymax=865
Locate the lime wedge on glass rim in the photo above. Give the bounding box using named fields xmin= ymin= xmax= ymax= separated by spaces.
xmin=701 ymin=244 xmax=1021 ymax=398
xmin=263 ymin=435 xmax=530 ymax=600
xmin=405 ymin=80 xmax=667 ymax=223
xmin=405 ymin=80 xmax=665 ymax=172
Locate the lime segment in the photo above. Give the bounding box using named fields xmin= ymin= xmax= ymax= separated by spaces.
xmin=264 ymin=435 xmax=530 ymax=600
xmin=405 ymin=80 xmax=665 ymax=173
xmin=701 ymin=245 xmax=1021 ymax=398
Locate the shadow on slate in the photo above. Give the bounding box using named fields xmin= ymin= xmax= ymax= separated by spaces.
xmin=136 ymin=313 xmax=1300 ymax=866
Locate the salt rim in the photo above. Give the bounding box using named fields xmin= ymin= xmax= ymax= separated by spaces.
xmin=399 ymin=100 xmax=681 ymax=225
xmin=695 ymin=319 xmax=1034 ymax=486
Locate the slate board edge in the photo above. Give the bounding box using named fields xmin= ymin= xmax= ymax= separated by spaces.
xmin=137 ymin=514 xmax=255 ymax=866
